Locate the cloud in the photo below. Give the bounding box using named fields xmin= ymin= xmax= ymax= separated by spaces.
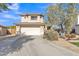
xmin=0 ymin=20 xmax=7 ymax=22
xmin=7 ymin=3 xmax=22 ymax=14
xmin=2 ymin=11 xmax=9 ymax=13
xmin=15 ymin=11 xmax=23 ymax=14
xmin=8 ymin=3 xmax=19 ymax=11
xmin=1 ymin=14 xmax=20 ymax=20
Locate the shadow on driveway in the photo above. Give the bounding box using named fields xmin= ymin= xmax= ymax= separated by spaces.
xmin=0 ymin=35 xmax=34 ymax=56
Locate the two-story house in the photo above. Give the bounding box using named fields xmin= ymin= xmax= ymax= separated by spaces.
xmin=16 ymin=14 xmax=45 ymax=35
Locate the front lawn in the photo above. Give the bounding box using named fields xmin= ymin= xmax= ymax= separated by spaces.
xmin=71 ymin=42 xmax=79 ymax=47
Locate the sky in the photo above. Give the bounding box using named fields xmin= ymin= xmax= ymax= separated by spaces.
xmin=0 ymin=3 xmax=50 ymax=26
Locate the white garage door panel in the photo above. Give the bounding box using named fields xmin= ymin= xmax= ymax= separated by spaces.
xmin=21 ymin=27 xmax=43 ymax=35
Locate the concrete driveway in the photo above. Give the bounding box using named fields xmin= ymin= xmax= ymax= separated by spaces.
xmin=0 ymin=35 xmax=78 ymax=56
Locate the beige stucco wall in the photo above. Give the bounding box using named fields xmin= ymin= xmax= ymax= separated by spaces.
xmin=16 ymin=26 xmax=21 ymax=34
xmin=21 ymin=17 xmax=25 ymax=22
xmin=8 ymin=29 xmax=16 ymax=34
xmin=21 ymin=15 xmax=43 ymax=23
xmin=0 ymin=27 xmax=7 ymax=35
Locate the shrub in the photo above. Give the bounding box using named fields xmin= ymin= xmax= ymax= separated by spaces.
xmin=47 ymin=29 xmax=59 ymax=41
xmin=65 ymin=34 xmax=71 ymax=38
xmin=65 ymin=33 xmax=76 ymax=38
xmin=70 ymin=33 xmax=76 ymax=38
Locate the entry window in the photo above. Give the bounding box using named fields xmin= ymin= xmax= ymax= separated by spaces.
xmin=31 ymin=16 xmax=37 ymax=20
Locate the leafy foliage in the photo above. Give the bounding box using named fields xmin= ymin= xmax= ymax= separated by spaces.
xmin=0 ymin=3 xmax=13 ymax=12
xmin=47 ymin=4 xmax=61 ymax=25
xmin=7 ymin=26 xmax=16 ymax=29
xmin=0 ymin=3 xmax=9 ymax=11
xmin=47 ymin=3 xmax=78 ymax=34
xmin=64 ymin=3 xmax=77 ymax=34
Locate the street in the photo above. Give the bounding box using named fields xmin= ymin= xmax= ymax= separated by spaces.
xmin=0 ymin=35 xmax=78 ymax=56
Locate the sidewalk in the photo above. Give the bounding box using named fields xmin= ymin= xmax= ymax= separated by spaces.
xmin=68 ymin=40 xmax=79 ymax=42
xmin=52 ymin=38 xmax=79 ymax=54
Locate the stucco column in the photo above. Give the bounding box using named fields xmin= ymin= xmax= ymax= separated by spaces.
xmin=37 ymin=16 xmax=40 ymax=22
xmin=28 ymin=16 xmax=31 ymax=22
xmin=21 ymin=17 xmax=25 ymax=22
xmin=16 ymin=26 xmax=21 ymax=34
xmin=37 ymin=16 xmax=43 ymax=23
xmin=40 ymin=26 xmax=44 ymax=35
xmin=40 ymin=16 xmax=43 ymax=23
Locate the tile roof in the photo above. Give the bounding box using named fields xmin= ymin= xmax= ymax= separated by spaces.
xmin=19 ymin=13 xmax=44 ymax=17
xmin=16 ymin=22 xmax=45 ymax=27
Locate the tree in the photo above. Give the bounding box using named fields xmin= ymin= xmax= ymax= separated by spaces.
xmin=0 ymin=3 xmax=9 ymax=11
xmin=64 ymin=3 xmax=77 ymax=34
xmin=0 ymin=3 xmax=13 ymax=12
xmin=47 ymin=4 xmax=61 ymax=26
xmin=47 ymin=3 xmax=78 ymax=34
xmin=47 ymin=4 xmax=66 ymax=36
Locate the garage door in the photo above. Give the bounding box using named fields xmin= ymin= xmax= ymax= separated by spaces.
xmin=21 ymin=27 xmax=44 ymax=35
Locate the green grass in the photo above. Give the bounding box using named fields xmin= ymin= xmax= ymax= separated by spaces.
xmin=71 ymin=42 xmax=79 ymax=47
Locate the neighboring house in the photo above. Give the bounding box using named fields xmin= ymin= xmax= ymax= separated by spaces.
xmin=7 ymin=26 xmax=16 ymax=35
xmin=74 ymin=15 xmax=79 ymax=34
xmin=7 ymin=28 xmax=16 ymax=35
xmin=0 ymin=25 xmax=7 ymax=36
xmin=16 ymin=14 xmax=45 ymax=35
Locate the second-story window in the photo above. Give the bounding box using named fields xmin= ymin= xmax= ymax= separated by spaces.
xmin=31 ymin=16 xmax=37 ymax=20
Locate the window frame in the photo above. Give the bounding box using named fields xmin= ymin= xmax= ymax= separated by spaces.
xmin=31 ymin=16 xmax=37 ymax=20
